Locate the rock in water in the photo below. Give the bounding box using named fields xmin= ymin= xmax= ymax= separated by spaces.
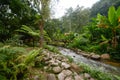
xmin=91 ymin=54 xmax=100 ymax=60
xmin=70 ymin=63 xmax=83 ymax=72
xmin=101 ymin=54 xmax=110 ymax=60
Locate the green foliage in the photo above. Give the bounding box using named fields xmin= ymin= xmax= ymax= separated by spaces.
xmin=117 ymin=7 xmax=120 ymax=18
xmin=44 ymin=45 xmax=60 ymax=53
xmin=66 ymin=6 xmax=120 ymax=60
xmin=64 ymin=32 xmax=76 ymax=42
xmin=24 ymin=49 xmax=42 ymax=65
xmin=65 ymin=55 xmax=73 ymax=63
xmin=16 ymin=25 xmax=40 ymax=37
xmin=61 ymin=6 xmax=90 ymax=33
xmin=91 ymin=0 xmax=120 ymax=17
xmin=4 ymin=34 xmax=24 ymax=46
xmin=77 ymin=6 xmax=120 ymax=59
xmin=0 ymin=45 xmax=44 ymax=80
xmin=68 ymin=34 xmax=89 ymax=49
xmin=44 ymin=19 xmax=62 ymax=39
xmin=108 ymin=6 xmax=117 ymax=26
xmin=0 ymin=0 xmax=38 ymax=41
xmin=114 ymin=75 xmax=120 ymax=80
xmin=43 ymin=30 xmax=52 ymax=43
xmin=97 ymin=6 xmax=120 ymax=48
xmin=0 ymin=46 xmax=26 ymax=79
xmin=0 ymin=42 xmax=4 ymax=47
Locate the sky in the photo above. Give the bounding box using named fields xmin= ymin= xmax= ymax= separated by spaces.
xmin=53 ymin=0 xmax=99 ymax=18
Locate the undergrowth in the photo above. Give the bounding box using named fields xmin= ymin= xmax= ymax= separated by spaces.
xmin=79 ymin=63 xmax=120 ymax=80
xmin=0 ymin=45 xmax=43 ymax=80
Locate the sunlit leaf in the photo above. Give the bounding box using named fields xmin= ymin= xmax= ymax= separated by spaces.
xmin=116 ymin=6 xmax=120 ymax=18
xmin=97 ymin=13 xmax=102 ymax=21
xmin=108 ymin=6 xmax=117 ymax=26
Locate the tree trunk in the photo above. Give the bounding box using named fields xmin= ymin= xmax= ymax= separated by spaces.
xmin=39 ymin=19 xmax=44 ymax=47
xmin=112 ymin=29 xmax=117 ymax=48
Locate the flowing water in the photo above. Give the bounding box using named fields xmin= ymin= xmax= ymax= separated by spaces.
xmin=59 ymin=47 xmax=120 ymax=76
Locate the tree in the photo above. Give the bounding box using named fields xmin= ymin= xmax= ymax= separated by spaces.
xmin=30 ymin=0 xmax=51 ymax=47
xmin=61 ymin=6 xmax=90 ymax=33
xmin=91 ymin=0 xmax=120 ymax=17
xmin=44 ymin=19 xmax=62 ymax=39
xmin=0 ymin=0 xmax=37 ymax=41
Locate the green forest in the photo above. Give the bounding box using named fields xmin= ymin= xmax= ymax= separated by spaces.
xmin=0 ymin=0 xmax=120 ymax=80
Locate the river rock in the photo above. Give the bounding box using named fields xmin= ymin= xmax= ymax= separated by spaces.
xmin=77 ymin=49 xmax=82 ymax=52
xmin=34 ymin=75 xmax=39 ymax=80
xmin=74 ymin=75 xmax=84 ymax=80
xmin=49 ymin=59 xmax=59 ymax=66
xmin=58 ymin=70 xmax=73 ymax=80
xmin=101 ymin=54 xmax=110 ymax=60
xmin=81 ymin=53 xmax=90 ymax=57
xmin=57 ymin=56 xmax=63 ymax=61
xmin=65 ymin=76 xmax=73 ymax=80
xmin=91 ymin=54 xmax=100 ymax=60
xmin=84 ymin=73 xmax=91 ymax=79
xmin=62 ymin=58 xmax=69 ymax=62
xmin=70 ymin=63 xmax=83 ymax=72
xmin=56 ymin=60 xmax=61 ymax=64
xmin=58 ymin=72 xmax=66 ymax=80
xmin=44 ymin=66 xmax=48 ymax=70
xmin=47 ymin=74 xmax=56 ymax=80
xmin=90 ymin=53 xmax=95 ymax=56
xmin=61 ymin=62 xmax=70 ymax=69
xmin=53 ymin=66 xmax=62 ymax=73
xmin=90 ymin=78 xmax=95 ymax=80
xmin=62 ymin=70 xmax=72 ymax=76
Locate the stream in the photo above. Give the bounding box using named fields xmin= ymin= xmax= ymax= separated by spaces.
xmin=58 ymin=47 xmax=120 ymax=76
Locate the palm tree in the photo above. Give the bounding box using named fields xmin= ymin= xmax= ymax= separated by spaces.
xmin=30 ymin=0 xmax=51 ymax=47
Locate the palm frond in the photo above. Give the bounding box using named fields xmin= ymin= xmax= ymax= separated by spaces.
xmin=16 ymin=25 xmax=40 ymax=37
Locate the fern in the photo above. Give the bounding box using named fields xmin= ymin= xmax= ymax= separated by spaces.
xmin=16 ymin=25 xmax=40 ymax=37
xmin=24 ymin=49 xmax=42 ymax=65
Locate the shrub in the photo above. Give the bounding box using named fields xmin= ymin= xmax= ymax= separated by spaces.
xmin=0 ymin=46 xmax=43 ymax=80
xmin=4 ymin=34 xmax=24 ymax=46
xmin=79 ymin=63 xmax=117 ymax=80
xmin=0 ymin=46 xmax=25 ymax=80
xmin=68 ymin=35 xmax=89 ymax=49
